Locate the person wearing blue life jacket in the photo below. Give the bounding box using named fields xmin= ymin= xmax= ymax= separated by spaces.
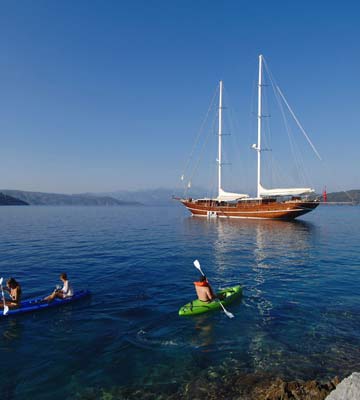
xmin=194 ymin=275 xmax=216 ymax=302
xmin=1 ymin=277 xmax=22 ymax=308
xmin=44 ymin=273 xmax=74 ymax=302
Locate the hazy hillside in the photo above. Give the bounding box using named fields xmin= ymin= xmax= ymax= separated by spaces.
xmin=102 ymin=187 xmax=208 ymax=206
xmin=325 ymin=190 xmax=360 ymax=204
xmin=2 ymin=188 xmax=358 ymax=206
xmin=0 ymin=192 xmax=29 ymax=206
xmin=1 ymin=190 xmax=142 ymax=206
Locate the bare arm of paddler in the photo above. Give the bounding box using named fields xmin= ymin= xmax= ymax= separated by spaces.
xmin=208 ymin=284 xmax=216 ymax=299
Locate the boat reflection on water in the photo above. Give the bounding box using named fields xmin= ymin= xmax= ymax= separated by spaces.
xmin=182 ymin=217 xmax=318 ymax=372
xmin=184 ymin=217 xmax=316 ymax=269
xmin=183 ymin=216 xmax=316 ymax=305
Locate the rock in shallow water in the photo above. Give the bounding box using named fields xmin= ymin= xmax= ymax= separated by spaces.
xmin=252 ymin=376 xmax=339 ymax=400
xmin=76 ymin=371 xmax=341 ymax=399
xmin=325 ymin=372 xmax=360 ymax=400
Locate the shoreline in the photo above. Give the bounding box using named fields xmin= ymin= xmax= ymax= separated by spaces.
xmin=76 ymin=369 xmax=343 ymax=399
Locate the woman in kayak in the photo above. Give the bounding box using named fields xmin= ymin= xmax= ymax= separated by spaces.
xmin=44 ymin=273 xmax=74 ymax=302
xmin=194 ymin=275 xmax=216 ymax=302
xmin=1 ymin=277 xmax=22 ymax=308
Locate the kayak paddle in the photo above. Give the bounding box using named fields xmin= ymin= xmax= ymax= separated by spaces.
xmin=193 ymin=260 xmax=234 ymax=319
xmin=0 ymin=277 xmax=9 ymax=316
xmin=193 ymin=259 xmax=205 ymax=276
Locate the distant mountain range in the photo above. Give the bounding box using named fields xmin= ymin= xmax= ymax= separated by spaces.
xmin=0 ymin=188 xmax=204 ymax=206
xmin=98 ymin=188 xmax=193 ymax=206
xmin=0 ymin=188 xmax=358 ymax=206
xmin=0 ymin=190 xmax=142 ymax=206
xmin=99 ymin=187 xmax=206 ymax=206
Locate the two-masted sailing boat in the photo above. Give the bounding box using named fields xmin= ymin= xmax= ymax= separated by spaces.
xmin=178 ymin=55 xmax=319 ymax=220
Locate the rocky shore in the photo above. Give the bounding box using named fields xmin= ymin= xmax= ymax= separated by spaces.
xmin=76 ymin=370 xmax=341 ymax=400
xmin=326 ymin=372 xmax=360 ymax=399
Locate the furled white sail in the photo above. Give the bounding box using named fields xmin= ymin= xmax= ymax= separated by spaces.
xmin=217 ymin=188 xmax=249 ymax=201
xmin=258 ymin=184 xmax=314 ymax=197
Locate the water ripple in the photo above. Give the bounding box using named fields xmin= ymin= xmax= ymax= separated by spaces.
xmin=0 ymin=205 xmax=359 ymax=397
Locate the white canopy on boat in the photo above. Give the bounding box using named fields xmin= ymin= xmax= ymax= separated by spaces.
xmin=217 ymin=188 xmax=249 ymax=201
xmin=258 ymin=184 xmax=314 ymax=197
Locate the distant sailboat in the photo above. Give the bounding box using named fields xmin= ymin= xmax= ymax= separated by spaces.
xmin=177 ymin=55 xmax=320 ymax=220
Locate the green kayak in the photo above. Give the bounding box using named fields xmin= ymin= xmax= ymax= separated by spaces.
xmin=178 ymin=285 xmax=242 ymax=316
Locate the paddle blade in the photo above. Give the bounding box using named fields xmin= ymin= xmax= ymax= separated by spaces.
xmin=218 ymin=301 xmax=235 ymax=319
xmin=224 ymin=309 xmax=235 ymax=319
xmin=193 ymin=260 xmax=205 ymax=276
xmin=0 ymin=277 xmax=3 ymax=285
xmin=3 ymin=305 xmax=9 ymax=316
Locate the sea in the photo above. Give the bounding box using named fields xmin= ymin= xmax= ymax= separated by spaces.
xmin=0 ymin=204 xmax=359 ymax=399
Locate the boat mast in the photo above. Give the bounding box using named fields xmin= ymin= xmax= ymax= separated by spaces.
xmin=218 ymin=80 xmax=223 ymax=198
xmin=256 ymin=55 xmax=263 ymax=198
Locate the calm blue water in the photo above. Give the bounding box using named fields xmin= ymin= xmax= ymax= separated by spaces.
xmin=0 ymin=205 xmax=359 ymax=398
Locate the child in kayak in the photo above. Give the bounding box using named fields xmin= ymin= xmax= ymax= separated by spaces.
xmin=44 ymin=273 xmax=74 ymax=302
xmin=1 ymin=277 xmax=22 ymax=308
xmin=194 ymin=275 xmax=216 ymax=302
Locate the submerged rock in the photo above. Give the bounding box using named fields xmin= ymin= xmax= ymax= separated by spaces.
xmin=325 ymin=372 xmax=360 ymax=400
xmin=76 ymin=374 xmax=339 ymax=400
xmin=252 ymin=376 xmax=339 ymax=400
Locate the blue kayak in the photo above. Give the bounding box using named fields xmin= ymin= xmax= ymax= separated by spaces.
xmin=0 ymin=290 xmax=91 ymax=318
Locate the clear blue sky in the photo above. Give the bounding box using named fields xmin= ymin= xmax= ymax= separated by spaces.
xmin=0 ymin=0 xmax=358 ymax=194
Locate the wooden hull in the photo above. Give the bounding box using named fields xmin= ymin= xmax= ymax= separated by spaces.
xmin=179 ymin=198 xmax=319 ymax=220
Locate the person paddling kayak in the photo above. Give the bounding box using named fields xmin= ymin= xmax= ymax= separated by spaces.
xmin=179 ymin=260 xmax=236 ymax=318
xmin=1 ymin=277 xmax=22 ymax=309
xmin=194 ymin=275 xmax=216 ymax=302
xmin=44 ymin=273 xmax=74 ymax=302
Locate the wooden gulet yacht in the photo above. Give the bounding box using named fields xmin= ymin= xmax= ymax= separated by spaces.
xmin=178 ymin=55 xmax=319 ymax=220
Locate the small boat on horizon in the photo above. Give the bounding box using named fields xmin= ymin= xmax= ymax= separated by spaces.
xmin=177 ymin=55 xmax=320 ymax=220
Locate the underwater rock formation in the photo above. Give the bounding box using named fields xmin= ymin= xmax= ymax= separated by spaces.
xmin=76 ymin=371 xmax=339 ymax=399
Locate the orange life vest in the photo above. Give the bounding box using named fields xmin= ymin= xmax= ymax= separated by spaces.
xmin=194 ymin=281 xmax=209 ymax=287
